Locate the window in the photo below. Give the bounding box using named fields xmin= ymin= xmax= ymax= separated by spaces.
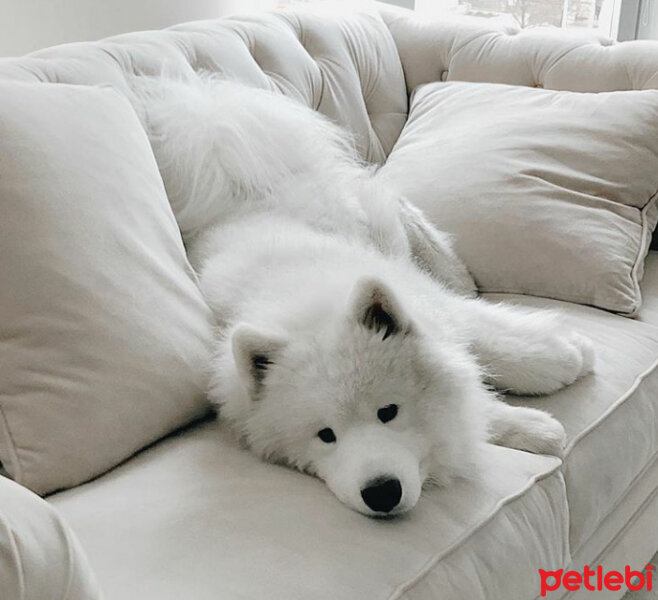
xmin=291 ymin=0 xmax=651 ymax=41
xmin=414 ymin=0 xmax=615 ymax=32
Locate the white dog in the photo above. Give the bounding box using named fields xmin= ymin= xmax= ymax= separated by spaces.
xmin=134 ymin=75 xmax=593 ymax=517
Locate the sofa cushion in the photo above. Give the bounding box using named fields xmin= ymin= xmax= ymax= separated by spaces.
xmin=379 ymin=81 xmax=658 ymax=314
xmin=640 ymin=252 xmax=658 ymax=325
xmin=497 ymin=253 xmax=658 ymax=551
xmin=49 ymin=419 xmax=567 ymax=600
xmin=0 ymin=475 xmax=103 ymax=600
xmin=47 ymin=256 xmax=658 ymax=600
xmin=0 ymin=82 xmax=213 ymax=495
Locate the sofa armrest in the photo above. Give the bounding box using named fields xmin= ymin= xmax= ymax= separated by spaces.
xmin=0 ymin=475 xmax=103 ymax=600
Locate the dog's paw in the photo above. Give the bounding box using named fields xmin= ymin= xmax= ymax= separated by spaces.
xmin=491 ymin=406 xmax=567 ymax=457
xmin=570 ymin=332 xmax=595 ymax=375
xmin=505 ymin=331 xmax=594 ymax=396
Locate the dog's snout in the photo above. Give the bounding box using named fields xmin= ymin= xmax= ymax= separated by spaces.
xmin=360 ymin=477 xmax=402 ymax=513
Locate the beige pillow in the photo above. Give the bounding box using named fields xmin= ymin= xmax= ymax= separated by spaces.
xmin=0 ymin=82 xmax=214 ymax=495
xmin=380 ymin=82 xmax=658 ymax=314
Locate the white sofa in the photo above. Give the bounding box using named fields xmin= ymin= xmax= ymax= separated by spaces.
xmin=1 ymin=4 xmax=658 ymax=599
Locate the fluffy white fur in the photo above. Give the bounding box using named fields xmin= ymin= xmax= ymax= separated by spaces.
xmin=133 ymin=73 xmax=594 ymax=517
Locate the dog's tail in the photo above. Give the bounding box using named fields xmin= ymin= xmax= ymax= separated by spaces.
xmin=130 ymin=67 xmax=360 ymax=241
xmin=357 ymin=175 xmax=477 ymax=297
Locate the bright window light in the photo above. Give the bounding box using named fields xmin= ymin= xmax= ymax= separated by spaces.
xmin=280 ymin=0 xmax=622 ymax=38
xmin=385 ymin=0 xmax=619 ymax=34
xmin=415 ymin=0 xmax=615 ymax=29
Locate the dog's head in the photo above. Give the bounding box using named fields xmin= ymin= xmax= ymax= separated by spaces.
xmin=212 ymin=277 xmax=488 ymax=516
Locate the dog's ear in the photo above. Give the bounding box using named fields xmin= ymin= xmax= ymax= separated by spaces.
xmin=231 ymin=324 xmax=287 ymax=397
xmin=350 ymin=277 xmax=411 ymax=340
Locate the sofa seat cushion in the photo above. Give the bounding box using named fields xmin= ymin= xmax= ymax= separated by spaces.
xmin=47 ymin=256 xmax=658 ymax=599
xmin=49 ymin=419 xmax=567 ymax=600
xmin=492 ymin=254 xmax=658 ymax=552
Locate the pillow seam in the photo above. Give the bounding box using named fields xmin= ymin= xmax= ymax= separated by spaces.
xmin=478 ymin=194 xmax=656 ymax=315
xmin=0 ymin=404 xmax=23 ymax=485
xmin=477 ymin=288 xmax=632 ymax=314
xmin=629 ymin=189 xmax=658 ymax=316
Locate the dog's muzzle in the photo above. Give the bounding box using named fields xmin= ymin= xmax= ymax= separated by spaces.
xmin=318 ymin=424 xmax=424 ymax=517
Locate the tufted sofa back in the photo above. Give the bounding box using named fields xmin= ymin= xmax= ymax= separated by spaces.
xmin=0 ymin=4 xmax=409 ymax=165
xmin=1 ymin=1 xmax=657 ymax=239
xmin=2 ymin=3 xmax=658 ymax=155
xmin=381 ymin=8 xmax=658 ymax=94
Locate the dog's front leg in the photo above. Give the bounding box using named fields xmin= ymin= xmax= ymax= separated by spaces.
xmin=484 ymin=399 xmax=566 ymax=456
xmin=457 ymin=299 xmax=594 ymax=396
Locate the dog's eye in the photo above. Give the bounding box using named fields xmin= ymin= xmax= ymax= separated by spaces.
xmin=377 ymin=404 xmax=398 ymax=423
xmin=317 ymin=428 xmax=336 ymax=443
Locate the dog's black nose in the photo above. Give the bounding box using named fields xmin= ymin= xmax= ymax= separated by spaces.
xmin=360 ymin=477 xmax=402 ymax=513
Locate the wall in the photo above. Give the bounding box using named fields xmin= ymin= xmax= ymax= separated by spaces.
xmin=0 ymin=0 xmax=279 ymax=57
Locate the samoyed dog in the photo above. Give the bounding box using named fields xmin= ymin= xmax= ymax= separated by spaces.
xmin=134 ymin=74 xmax=593 ymax=517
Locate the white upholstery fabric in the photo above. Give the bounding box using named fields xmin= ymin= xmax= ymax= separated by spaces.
xmin=640 ymin=252 xmax=658 ymax=325
xmin=0 ymin=3 xmax=656 ymax=598
xmin=0 ymin=82 xmax=213 ymax=495
xmin=379 ymin=5 xmax=658 ymax=94
xmin=566 ymin=452 xmax=658 ymax=600
xmin=0 ymin=5 xmax=408 ymax=165
xmin=380 ymin=81 xmax=658 ymax=314
xmin=378 ymin=3 xmax=658 ymax=254
xmin=494 ymin=287 xmax=658 ymax=552
xmin=0 ymin=476 xmax=102 ymax=600
xmin=1 ymin=2 xmax=656 ymax=246
xmin=1 ymin=2 xmax=657 ymax=159
xmin=47 ymin=260 xmax=658 ymax=600
xmin=0 ymin=3 xmax=656 ymax=154
xmin=49 ymin=420 xmax=567 ymax=600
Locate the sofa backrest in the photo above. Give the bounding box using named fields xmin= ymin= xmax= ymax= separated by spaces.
xmin=1 ymin=1 xmax=657 ymax=244
xmin=376 ymin=6 xmax=658 ymax=248
xmin=380 ymin=7 xmax=658 ymax=94
xmin=0 ymin=4 xmax=408 ymax=165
